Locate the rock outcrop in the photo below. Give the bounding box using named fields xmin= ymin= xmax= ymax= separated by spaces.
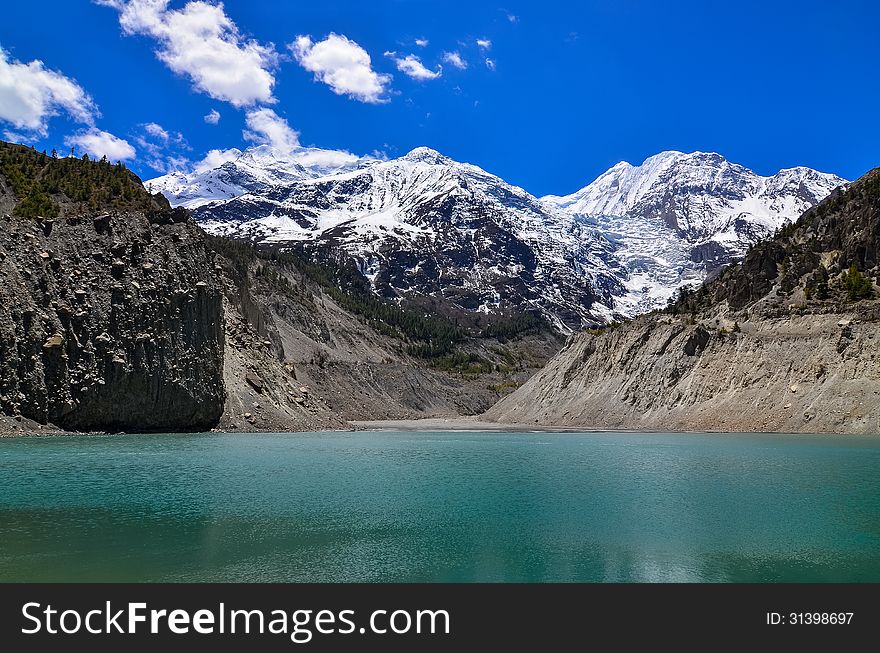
xmin=0 ymin=209 xmax=225 ymax=431
xmin=0 ymin=143 xmax=225 ymax=431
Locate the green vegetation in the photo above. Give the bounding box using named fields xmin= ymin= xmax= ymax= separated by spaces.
xmin=206 ymin=237 xmax=548 ymax=370
xmin=430 ymin=351 xmax=495 ymax=374
xmin=208 ymin=238 xmax=465 ymax=357
xmin=489 ymin=344 xmax=520 ymax=372
xmin=587 ymin=320 xmax=624 ymax=334
xmin=0 ymin=141 xmax=154 ymax=218
xmin=487 ymin=379 xmax=520 ymax=392
xmin=815 ymin=265 xmax=830 ymax=300
xmin=843 ymin=264 xmax=874 ymax=301
xmin=480 ymin=311 xmax=546 ymax=341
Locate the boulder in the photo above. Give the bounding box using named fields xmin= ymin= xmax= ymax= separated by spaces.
xmin=43 ymin=334 xmax=64 ymax=349
xmin=245 ymin=371 xmax=264 ymax=392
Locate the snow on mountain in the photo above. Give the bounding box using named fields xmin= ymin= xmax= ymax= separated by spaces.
xmin=147 ymin=145 xmax=366 ymax=209
xmin=543 ymin=151 xmax=847 ymax=314
xmin=178 ymin=146 xmax=624 ymax=331
xmin=148 ymin=147 xmax=846 ymax=329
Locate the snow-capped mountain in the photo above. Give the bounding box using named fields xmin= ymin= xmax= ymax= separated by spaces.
xmin=543 ymin=151 xmax=847 ymax=314
xmin=148 ymin=147 xmax=845 ymax=330
xmin=148 ymin=145 xmax=366 ymax=209
xmin=177 ymin=146 xmax=625 ymax=331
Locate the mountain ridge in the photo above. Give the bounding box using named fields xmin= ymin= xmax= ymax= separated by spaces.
xmin=163 ymin=146 xmax=623 ymax=331
xmin=542 ymin=150 xmax=847 ymax=313
xmin=149 ymin=146 xmax=846 ymax=327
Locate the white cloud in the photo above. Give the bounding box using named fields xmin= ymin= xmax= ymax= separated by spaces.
xmin=291 ymin=148 xmax=360 ymax=169
xmin=134 ymin=121 xmax=190 ymax=171
xmin=414 ymin=38 xmax=429 ymax=47
xmin=242 ymin=107 xmax=299 ymax=152
xmin=385 ymin=52 xmax=441 ymax=81
xmin=65 ymin=128 xmax=136 ymax=161
xmin=193 ymin=147 xmax=241 ymax=173
xmin=442 ymin=51 xmax=467 ymax=70
xmin=485 ymin=58 xmax=497 ymax=71
xmin=143 ymin=121 xmax=169 ymax=141
xmin=162 ymin=154 xmax=190 ymax=172
xmin=2 ymin=129 xmax=30 ymax=143
xmin=476 ymin=39 xmax=492 ymax=50
xmin=203 ymin=108 xmax=221 ymax=124
xmin=98 ymin=0 xmax=278 ymax=107
xmin=507 ymin=14 xmax=519 ymax=23
xmin=291 ymin=33 xmax=391 ymax=104
xmin=0 ymin=46 xmax=97 ymax=137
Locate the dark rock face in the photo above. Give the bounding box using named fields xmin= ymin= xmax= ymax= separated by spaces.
xmin=682 ymin=326 xmax=710 ymax=356
xmin=0 ymin=210 xmax=225 ymax=431
xmin=717 ymin=241 xmax=787 ymax=309
xmin=708 ymin=168 xmax=880 ymax=311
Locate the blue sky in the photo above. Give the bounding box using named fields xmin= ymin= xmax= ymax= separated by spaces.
xmin=1 ymin=0 xmax=878 ymax=195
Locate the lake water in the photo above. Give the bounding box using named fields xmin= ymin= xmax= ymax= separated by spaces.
xmin=1 ymin=431 xmax=878 ymax=582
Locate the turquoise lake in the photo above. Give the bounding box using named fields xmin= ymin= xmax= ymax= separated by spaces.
xmin=1 ymin=430 xmax=879 ymax=582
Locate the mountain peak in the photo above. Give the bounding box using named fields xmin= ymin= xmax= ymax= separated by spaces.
xmin=146 ymin=141 xmax=848 ymax=325
xmin=604 ymin=160 xmax=634 ymax=175
xmin=546 ymin=150 xmax=844 ymax=215
xmin=541 ymin=149 xmax=847 ymax=315
xmin=402 ymin=146 xmax=449 ymax=164
xmin=640 ymin=149 xmax=688 ymax=164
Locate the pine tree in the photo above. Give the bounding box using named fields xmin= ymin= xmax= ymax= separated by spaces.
xmin=844 ymin=265 xmax=873 ymax=301
xmin=815 ymin=265 xmax=830 ymax=300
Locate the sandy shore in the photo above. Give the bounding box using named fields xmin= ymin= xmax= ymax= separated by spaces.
xmin=1 ymin=414 xmax=595 ymax=437
xmin=349 ymin=417 xmax=601 ymax=432
xmin=7 ymin=413 xmax=860 ymax=437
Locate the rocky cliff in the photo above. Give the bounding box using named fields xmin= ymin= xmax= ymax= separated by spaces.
xmin=0 ymin=143 xmax=225 ymax=431
xmin=486 ymin=168 xmax=880 ymax=433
